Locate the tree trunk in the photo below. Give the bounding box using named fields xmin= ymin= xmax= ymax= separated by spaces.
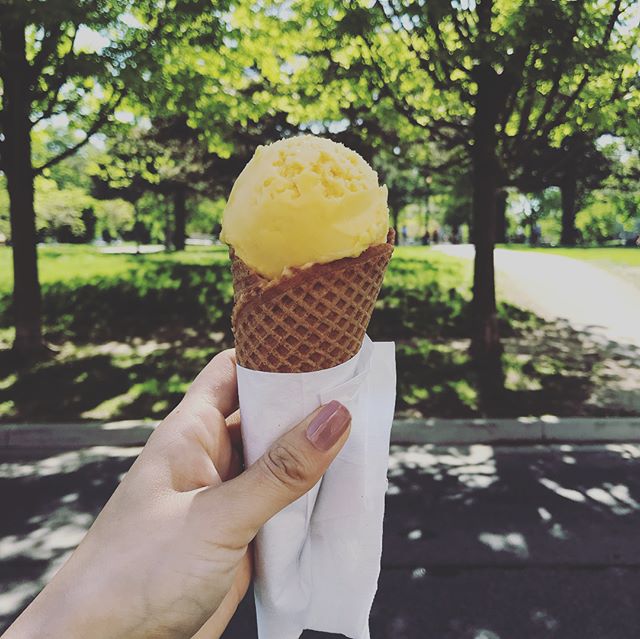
xmin=424 ymin=190 xmax=430 ymax=232
xmin=163 ymin=196 xmax=173 ymax=251
xmin=560 ymin=165 xmax=578 ymax=246
xmin=1 ymin=23 xmax=44 ymax=358
xmin=495 ymin=189 xmax=508 ymax=243
xmin=173 ymin=187 xmax=187 ymax=251
xmin=390 ymin=207 xmax=399 ymax=245
xmin=470 ymin=61 xmax=504 ymax=409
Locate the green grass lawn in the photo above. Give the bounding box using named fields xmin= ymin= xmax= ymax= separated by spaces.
xmin=0 ymin=244 xmax=469 ymax=291
xmin=0 ymin=244 xmax=230 ymax=291
xmin=1 ymin=243 xmax=637 ymax=422
xmin=501 ymin=245 xmax=640 ymax=267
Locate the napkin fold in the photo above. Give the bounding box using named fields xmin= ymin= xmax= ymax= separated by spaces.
xmin=237 ymin=336 xmax=396 ymax=639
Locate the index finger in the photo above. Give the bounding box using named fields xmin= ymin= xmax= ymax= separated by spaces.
xmin=185 ymin=348 xmax=239 ymax=418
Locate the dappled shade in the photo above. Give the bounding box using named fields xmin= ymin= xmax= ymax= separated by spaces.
xmin=2 ymin=247 xmax=639 ymax=422
xmin=3 ymin=443 xmax=640 ymax=637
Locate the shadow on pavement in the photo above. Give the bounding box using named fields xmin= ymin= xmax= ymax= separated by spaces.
xmin=3 ymin=443 xmax=640 ymax=638
xmin=0 ymin=447 xmax=139 ymax=630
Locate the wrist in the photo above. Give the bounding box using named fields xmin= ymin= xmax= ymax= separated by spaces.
xmin=3 ymin=548 xmax=141 ymax=639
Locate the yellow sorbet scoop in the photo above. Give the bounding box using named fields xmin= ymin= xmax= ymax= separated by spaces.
xmin=220 ymin=135 xmax=389 ymax=279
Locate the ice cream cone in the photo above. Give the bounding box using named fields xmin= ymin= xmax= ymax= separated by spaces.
xmin=231 ymin=230 xmax=394 ymax=373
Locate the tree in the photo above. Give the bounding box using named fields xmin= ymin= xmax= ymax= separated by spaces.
xmin=576 ymin=140 xmax=640 ymax=243
xmin=92 ymin=198 xmax=135 ymax=241
xmin=298 ymin=0 xmax=639 ymax=407
xmin=508 ymin=189 xmax=559 ymax=245
xmin=94 ymin=110 xmax=302 ymax=248
xmin=379 ymin=145 xmax=432 ymax=242
xmin=511 ymin=132 xmax=612 ymax=245
xmin=0 ymin=175 xmax=9 ymax=241
xmin=0 ymin=128 xmax=123 ymax=243
xmin=90 ymin=0 xmax=310 ymax=250
xmin=0 ymin=0 xmax=223 ymax=357
xmin=94 ymin=116 xmax=218 ymax=250
xmin=33 ymin=176 xmax=92 ymax=240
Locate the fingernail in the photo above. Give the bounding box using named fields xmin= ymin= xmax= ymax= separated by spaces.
xmin=306 ymin=400 xmax=351 ymax=451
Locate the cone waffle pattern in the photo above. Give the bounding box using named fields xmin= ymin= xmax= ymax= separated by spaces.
xmin=231 ymin=235 xmax=394 ymax=373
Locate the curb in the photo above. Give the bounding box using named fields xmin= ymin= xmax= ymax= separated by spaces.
xmin=391 ymin=417 xmax=640 ymax=445
xmin=0 ymin=420 xmax=157 ymax=449
xmin=2 ymin=417 xmax=640 ymax=449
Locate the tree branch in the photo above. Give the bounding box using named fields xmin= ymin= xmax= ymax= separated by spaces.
xmin=535 ymin=70 xmax=589 ymax=141
xmin=384 ymin=0 xmax=473 ymax=102
xmin=428 ymin=151 xmax=470 ymax=173
xmin=30 ymin=22 xmax=64 ymax=78
xmin=357 ymin=29 xmax=469 ymax=147
xmin=602 ymin=0 xmax=623 ymax=45
xmin=32 ymin=7 xmax=167 ymax=173
xmin=33 ymin=90 xmax=125 ymax=174
xmin=528 ymin=0 xmax=586 ymax=137
xmin=374 ymin=0 xmax=452 ymax=94
xmin=31 ymin=26 xmax=79 ymax=127
xmin=514 ymin=81 xmax=537 ymax=140
xmin=476 ymin=0 xmax=493 ymax=38
xmin=499 ymin=42 xmax=536 ymax=133
xmin=521 ymin=0 xmax=621 ymax=151
xmin=426 ymin=4 xmax=468 ymax=77
xmin=450 ymin=6 xmax=472 ymax=43
xmin=35 ymin=93 xmax=85 ymax=127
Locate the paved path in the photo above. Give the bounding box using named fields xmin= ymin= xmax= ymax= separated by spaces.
xmin=99 ymin=244 xmax=165 ymax=254
xmin=434 ymin=245 xmax=640 ymax=349
xmin=3 ymin=443 xmax=640 ymax=638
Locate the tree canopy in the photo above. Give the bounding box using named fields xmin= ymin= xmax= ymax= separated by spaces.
xmin=1 ymin=0 xmax=639 ymax=377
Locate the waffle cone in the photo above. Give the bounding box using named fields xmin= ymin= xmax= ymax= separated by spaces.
xmin=230 ymin=231 xmax=394 ymax=373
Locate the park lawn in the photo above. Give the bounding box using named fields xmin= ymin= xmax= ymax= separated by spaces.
xmin=0 ymin=243 xmax=635 ymax=422
xmin=0 ymin=244 xmax=480 ymax=421
xmin=501 ymin=245 xmax=640 ymax=266
xmin=0 ymin=244 xmax=230 ymax=292
xmin=0 ymin=244 xmax=467 ymax=291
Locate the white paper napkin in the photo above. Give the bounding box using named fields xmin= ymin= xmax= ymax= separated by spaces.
xmin=237 ymin=336 xmax=396 ymax=639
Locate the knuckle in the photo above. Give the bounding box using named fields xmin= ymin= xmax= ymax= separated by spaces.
xmin=260 ymin=442 xmax=311 ymax=490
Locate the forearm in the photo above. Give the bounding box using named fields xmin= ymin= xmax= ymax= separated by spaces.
xmin=2 ymin=535 xmax=151 ymax=639
xmin=3 ymin=569 xmax=97 ymax=639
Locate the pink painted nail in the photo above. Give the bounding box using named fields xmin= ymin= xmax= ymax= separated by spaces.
xmin=306 ymin=400 xmax=351 ymax=451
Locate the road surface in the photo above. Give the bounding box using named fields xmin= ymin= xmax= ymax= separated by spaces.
xmin=3 ymin=442 xmax=640 ymax=638
xmin=434 ymin=245 xmax=640 ymax=349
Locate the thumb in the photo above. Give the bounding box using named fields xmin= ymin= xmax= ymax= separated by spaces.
xmin=214 ymin=400 xmax=351 ymax=544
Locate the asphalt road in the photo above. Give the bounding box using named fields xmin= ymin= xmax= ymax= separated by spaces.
xmin=3 ymin=442 xmax=640 ymax=638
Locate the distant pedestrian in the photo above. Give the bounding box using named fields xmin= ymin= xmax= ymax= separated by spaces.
xmin=422 ymin=230 xmax=431 ymax=246
xmin=530 ymin=223 xmax=542 ymax=246
xmin=401 ymin=225 xmax=408 ymax=245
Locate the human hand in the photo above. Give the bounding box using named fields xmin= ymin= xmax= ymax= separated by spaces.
xmin=3 ymin=349 xmax=351 ymax=639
